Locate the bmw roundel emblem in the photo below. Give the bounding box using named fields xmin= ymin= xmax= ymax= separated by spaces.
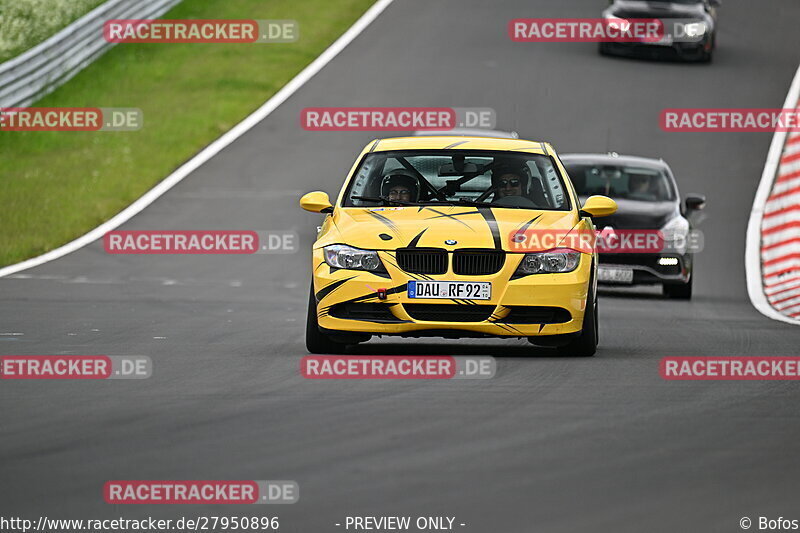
xmin=445 ymin=239 xmax=457 ymax=245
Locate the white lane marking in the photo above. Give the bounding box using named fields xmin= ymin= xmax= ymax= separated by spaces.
xmin=0 ymin=0 xmax=395 ymax=280
xmin=745 ymin=63 xmax=800 ymax=325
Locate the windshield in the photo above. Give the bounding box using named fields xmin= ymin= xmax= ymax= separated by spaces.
xmin=564 ymin=162 xmax=676 ymax=202
xmin=637 ymin=0 xmax=702 ymax=3
xmin=343 ymin=150 xmax=571 ymax=210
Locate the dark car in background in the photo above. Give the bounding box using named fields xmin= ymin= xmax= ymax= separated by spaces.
xmin=561 ymin=153 xmax=705 ymax=299
xmin=600 ymin=0 xmax=720 ymax=62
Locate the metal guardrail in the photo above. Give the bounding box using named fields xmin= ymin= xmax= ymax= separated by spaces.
xmin=0 ymin=0 xmax=182 ymax=108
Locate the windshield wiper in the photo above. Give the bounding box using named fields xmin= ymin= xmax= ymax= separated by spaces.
xmin=350 ymin=195 xmax=423 ymax=207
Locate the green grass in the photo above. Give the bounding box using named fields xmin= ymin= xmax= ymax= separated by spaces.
xmin=0 ymin=0 xmax=375 ymax=266
xmin=0 ymin=0 xmax=108 ymax=63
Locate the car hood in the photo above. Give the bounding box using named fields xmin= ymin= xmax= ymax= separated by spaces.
xmin=316 ymin=206 xmax=579 ymax=251
xmin=582 ymin=198 xmax=679 ymax=230
xmin=607 ymin=0 xmax=706 ymax=18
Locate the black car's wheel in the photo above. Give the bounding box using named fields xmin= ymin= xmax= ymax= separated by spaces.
xmin=598 ymin=42 xmax=611 ymax=56
xmin=664 ymin=276 xmax=693 ymax=300
xmin=699 ymin=36 xmax=714 ymax=63
xmin=305 ymin=284 xmax=348 ymax=354
xmin=556 ymin=270 xmax=598 ymax=357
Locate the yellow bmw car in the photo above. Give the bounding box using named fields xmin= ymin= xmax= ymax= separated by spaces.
xmin=300 ymin=136 xmax=616 ymax=356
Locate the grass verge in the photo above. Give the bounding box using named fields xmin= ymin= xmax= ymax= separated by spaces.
xmin=0 ymin=0 xmax=375 ymax=266
xmin=0 ymin=0 xmax=108 ymax=63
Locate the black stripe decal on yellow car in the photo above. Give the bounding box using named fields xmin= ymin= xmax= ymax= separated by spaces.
xmin=423 ymin=209 xmax=478 ymax=230
xmin=366 ymin=209 xmax=400 ymax=235
xmin=407 ymin=229 xmax=427 ymax=248
xmin=476 ymin=207 xmax=502 ymax=249
xmin=315 ymin=277 xmax=356 ymax=303
xmin=319 ymin=283 xmax=409 ymax=316
xmin=516 ymin=214 xmax=542 ymax=233
xmin=443 ymin=140 xmax=468 ymax=149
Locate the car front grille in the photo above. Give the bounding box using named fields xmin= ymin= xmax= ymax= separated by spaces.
xmin=396 ymin=248 xmax=505 ymax=275
xmin=396 ymin=248 xmax=447 ymax=275
xmin=403 ymin=304 xmax=495 ymax=322
xmin=503 ymin=306 xmax=572 ymax=324
xmin=329 ymin=303 xmax=399 ymax=322
xmin=453 ymin=249 xmax=505 ymax=275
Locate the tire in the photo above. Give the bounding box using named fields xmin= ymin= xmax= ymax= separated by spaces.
xmin=663 ymin=277 xmax=693 ymax=300
xmin=598 ymin=42 xmax=610 ymax=56
xmin=556 ymin=269 xmax=598 ymax=357
xmin=305 ymin=283 xmax=348 ymax=354
xmin=699 ymin=36 xmax=714 ymax=63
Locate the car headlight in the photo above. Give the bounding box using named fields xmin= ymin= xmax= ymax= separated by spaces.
xmin=683 ymin=21 xmax=706 ymax=37
xmin=660 ymin=216 xmax=690 ymax=253
xmin=603 ymin=14 xmax=631 ymax=32
xmin=324 ymin=244 xmax=383 ymax=271
xmin=515 ymin=248 xmax=581 ymax=275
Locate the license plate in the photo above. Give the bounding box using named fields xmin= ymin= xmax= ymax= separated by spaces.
xmin=651 ymin=34 xmax=673 ymax=45
xmin=598 ymin=266 xmax=634 ymax=284
xmin=408 ymin=281 xmax=491 ymax=300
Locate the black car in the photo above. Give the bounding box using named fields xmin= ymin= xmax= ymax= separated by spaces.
xmin=600 ymin=0 xmax=720 ymax=62
xmin=561 ymin=153 xmax=705 ymax=299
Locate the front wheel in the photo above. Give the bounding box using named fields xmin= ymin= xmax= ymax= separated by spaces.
xmin=305 ymin=284 xmax=348 ymax=354
xmin=663 ymin=277 xmax=693 ymax=300
xmin=556 ymin=272 xmax=598 ymax=357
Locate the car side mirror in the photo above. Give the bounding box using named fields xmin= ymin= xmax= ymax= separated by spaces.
xmin=685 ymin=194 xmax=706 ymax=212
xmin=708 ymin=0 xmax=721 ymax=7
xmin=579 ymin=195 xmax=617 ymax=218
xmin=300 ymin=191 xmax=334 ymax=214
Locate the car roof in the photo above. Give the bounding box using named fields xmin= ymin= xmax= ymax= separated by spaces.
xmin=560 ymin=152 xmax=669 ymax=169
xmin=369 ymin=136 xmax=550 ymax=154
xmin=411 ymin=127 xmax=519 ymax=139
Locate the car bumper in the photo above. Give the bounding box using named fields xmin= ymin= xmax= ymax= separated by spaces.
xmin=598 ymin=253 xmax=691 ymax=286
xmin=602 ymin=38 xmax=711 ymax=61
xmin=312 ymin=249 xmax=592 ymax=338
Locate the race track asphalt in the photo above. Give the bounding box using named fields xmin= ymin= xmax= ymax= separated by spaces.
xmin=2 ymin=1 xmax=800 ymax=531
